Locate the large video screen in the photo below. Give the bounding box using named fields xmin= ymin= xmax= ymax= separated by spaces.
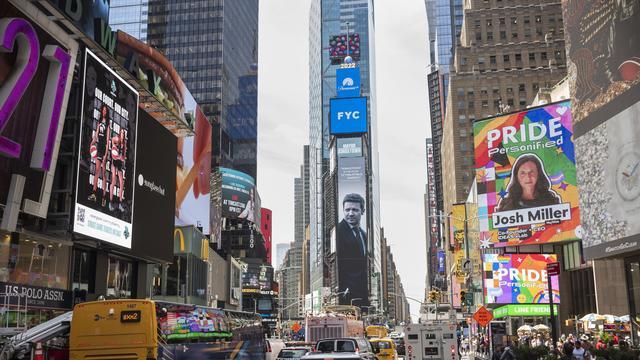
xmin=473 ymin=101 xmax=581 ymax=248
xmin=335 ymin=156 xmax=369 ymax=307
xmin=220 ymin=167 xmax=257 ymax=222
xmin=74 ymin=49 xmax=139 ymax=248
xmin=329 ymin=33 xmax=361 ymax=65
xmin=483 ymin=254 xmax=560 ymax=304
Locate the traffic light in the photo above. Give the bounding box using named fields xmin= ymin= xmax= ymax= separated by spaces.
xmin=460 ymin=290 xmax=466 ymax=305
xmin=428 ymin=290 xmax=438 ymax=303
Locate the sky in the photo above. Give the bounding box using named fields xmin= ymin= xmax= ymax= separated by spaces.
xmin=257 ymin=0 xmax=430 ymax=318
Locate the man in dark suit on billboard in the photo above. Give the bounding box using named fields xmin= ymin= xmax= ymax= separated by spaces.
xmin=336 ymin=193 xmax=368 ymax=307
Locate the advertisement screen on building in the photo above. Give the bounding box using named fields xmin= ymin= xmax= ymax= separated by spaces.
xmin=563 ymin=1 xmax=640 ymax=124
xmin=74 ymin=49 xmax=139 ymax=248
xmin=483 ymin=254 xmax=560 ymax=304
xmin=330 ymin=97 xmax=368 ymax=135
xmin=176 ymin=106 xmax=211 ymax=234
xmin=337 ymin=137 xmax=363 ymax=158
xmin=335 ymin=156 xmax=368 ymax=307
xmin=0 ymin=3 xmax=77 ymax=217
xmin=220 ymin=167 xmax=257 ymax=222
xmin=132 ymin=111 xmax=176 ymax=262
xmin=261 ymin=208 xmax=273 ymax=263
xmin=450 ymin=204 xmax=466 ymax=283
xmin=437 ymin=250 xmax=446 ymax=274
xmin=473 ymin=101 xmax=580 ymax=248
xmin=336 ymin=66 xmax=361 ymax=98
xmin=329 ymin=33 xmax=361 ymax=64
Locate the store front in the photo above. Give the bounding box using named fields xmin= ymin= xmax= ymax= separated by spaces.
xmin=492 ymin=304 xmax=559 ymax=336
xmin=0 ymin=231 xmax=73 ymax=327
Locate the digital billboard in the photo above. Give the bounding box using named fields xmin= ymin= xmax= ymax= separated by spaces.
xmin=437 ymin=250 xmax=446 ymax=274
xmin=220 ymin=167 xmax=257 ymax=222
xmin=261 ymin=208 xmax=273 ymax=263
xmin=335 ymin=156 xmax=368 ymax=307
xmin=336 ymin=137 xmax=363 ymax=158
xmin=336 ymin=66 xmax=361 ymax=98
xmin=176 ymin=106 xmax=211 ymax=234
xmin=75 ymin=49 xmax=139 ymax=248
xmin=330 ymin=97 xmax=368 ymax=135
xmin=473 ymin=101 xmax=581 ymax=247
xmin=450 ymin=204 xmax=466 ymax=282
xmin=483 ymin=254 xmax=560 ymax=304
xmin=563 ymin=1 xmax=640 ymax=124
xmin=578 ymin=101 xmax=640 ymax=259
xmin=329 ymin=33 xmax=361 ymax=64
xmin=132 ymin=110 xmax=176 ymax=262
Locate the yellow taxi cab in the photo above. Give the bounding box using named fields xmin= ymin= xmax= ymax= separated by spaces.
xmin=369 ymin=338 xmax=397 ymax=360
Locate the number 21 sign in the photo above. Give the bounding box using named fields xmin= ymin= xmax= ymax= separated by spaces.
xmin=0 ymin=1 xmax=78 ymax=227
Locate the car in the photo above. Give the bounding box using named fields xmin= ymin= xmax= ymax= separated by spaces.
xmin=302 ymin=354 xmax=364 ymax=360
xmin=391 ymin=337 xmax=405 ymax=356
xmin=277 ymin=346 xmax=312 ymax=360
xmin=369 ymin=338 xmax=397 ymax=360
xmin=312 ymin=338 xmax=376 ymax=360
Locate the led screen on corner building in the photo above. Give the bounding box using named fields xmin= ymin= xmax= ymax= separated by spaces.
xmin=220 ymin=167 xmax=257 ymax=223
xmin=473 ymin=101 xmax=581 ymax=248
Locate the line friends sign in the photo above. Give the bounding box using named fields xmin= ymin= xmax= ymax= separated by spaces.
xmin=473 ymin=101 xmax=581 ymax=247
xmin=483 ymin=254 xmax=560 ymax=304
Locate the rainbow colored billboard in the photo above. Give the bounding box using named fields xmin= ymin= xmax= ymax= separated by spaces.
xmin=473 ymin=101 xmax=581 ymax=248
xmin=483 ymin=254 xmax=560 ymax=304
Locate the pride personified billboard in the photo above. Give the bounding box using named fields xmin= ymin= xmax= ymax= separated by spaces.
xmin=336 ymin=66 xmax=361 ymax=98
xmin=483 ymin=254 xmax=560 ymax=304
xmin=75 ymin=49 xmax=139 ymax=248
xmin=220 ymin=167 xmax=257 ymax=222
xmin=330 ymin=97 xmax=368 ymax=135
xmin=473 ymin=101 xmax=581 ymax=247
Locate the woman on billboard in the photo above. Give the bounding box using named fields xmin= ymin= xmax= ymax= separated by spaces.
xmin=109 ymin=128 xmax=127 ymax=212
xmin=496 ymin=154 xmax=560 ymax=211
xmin=88 ymin=104 xmax=111 ymax=207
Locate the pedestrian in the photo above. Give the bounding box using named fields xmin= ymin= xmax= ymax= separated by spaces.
xmin=499 ymin=345 xmax=516 ymax=360
xmin=613 ymin=333 xmax=620 ymax=345
xmin=491 ymin=345 xmax=503 ymax=360
xmin=572 ymin=340 xmax=590 ymax=360
xmin=595 ymin=338 xmax=606 ymax=350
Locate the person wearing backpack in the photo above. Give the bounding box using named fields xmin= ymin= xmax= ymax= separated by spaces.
xmin=572 ymin=340 xmax=588 ymax=360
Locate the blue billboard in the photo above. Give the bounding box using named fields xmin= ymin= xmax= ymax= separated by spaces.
xmin=437 ymin=250 xmax=446 ymax=274
xmin=336 ymin=67 xmax=361 ymax=98
xmin=330 ymin=97 xmax=368 ymax=135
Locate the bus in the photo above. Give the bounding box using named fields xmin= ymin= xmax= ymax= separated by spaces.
xmin=69 ymin=299 xmax=266 ymax=360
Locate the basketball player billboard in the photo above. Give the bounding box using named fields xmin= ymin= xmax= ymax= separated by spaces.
xmin=473 ymin=101 xmax=581 ymax=248
xmin=74 ymin=49 xmax=139 ymax=248
xmin=335 ymin=156 xmax=368 ymax=307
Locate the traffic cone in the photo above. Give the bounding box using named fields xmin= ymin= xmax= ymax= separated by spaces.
xmin=33 ymin=342 xmax=44 ymax=360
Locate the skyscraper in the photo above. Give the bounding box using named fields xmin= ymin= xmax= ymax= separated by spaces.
xmin=147 ymin=0 xmax=259 ymax=179
xmin=109 ymin=0 xmax=149 ymax=42
xmin=424 ymin=0 xmax=463 ymax=290
xmin=308 ymin=0 xmax=382 ymax=309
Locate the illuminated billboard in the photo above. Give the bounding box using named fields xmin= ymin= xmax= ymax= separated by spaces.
xmin=175 ymin=106 xmax=211 ymax=234
xmin=336 ymin=66 xmax=361 ymax=98
xmin=336 ymin=156 xmax=368 ymax=307
xmin=473 ymin=101 xmax=581 ymax=247
xmin=330 ymin=97 xmax=368 ymax=135
xmin=329 ymin=33 xmax=361 ymax=64
xmin=74 ymin=49 xmax=139 ymax=248
xmin=483 ymin=254 xmax=560 ymax=304
xmin=220 ymin=167 xmax=257 ymax=222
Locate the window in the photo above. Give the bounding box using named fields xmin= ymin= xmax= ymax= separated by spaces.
xmin=487 ymin=32 xmax=494 ymax=41
xmin=460 ymin=142 xmax=468 ymax=151
xmin=503 ymin=54 xmax=510 ymax=63
xmin=518 ymin=83 xmax=525 ymax=92
xmin=500 ymin=31 xmax=506 ymax=40
xmin=520 ymin=99 xmax=527 ymax=106
xmin=490 ymin=56 xmax=496 ymax=64
xmin=478 ymin=57 xmax=485 ymax=65
xmin=541 ymin=52 xmax=548 ymax=60
xmin=458 ymin=115 xmax=467 ymax=123
xmin=476 ymin=32 xmax=482 ymax=41
xmin=515 ymin=53 xmax=522 ymax=61
xmin=475 ymin=19 xmax=481 ymax=28
xmin=536 ymin=15 xmax=542 ymax=23
xmin=457 ymin=88 xmax=465 ymax=97
xmin=487 ymin=19 xmax=493 ymax=27
xmin=507 ymin=98 xmax=514 ymax=106
xmin=468 ymin=101 xmax=474 ymax=108
xmin=482 ymin=100 xmax=488 ymax=108
xmin=529 ymin=53 xmax=536 ymax=61
xmin=107 ymin=256 xmax=134 ymax=298
xmin=481 ymin=87 xmax=488 ymax=95
xmin=467 ymin=88 xmax=475 ymax=97
xmin=533 ymin=83 xmax=540 ymax=91
xmin=536 ymin=27 xmax=543 ymax=36
xmin=524 ymin=16 xmax=530 ymax=24
xmin=511 ymin=17 xmax=517 ymax=24
xmin=512 ymin=31 xmax=518 ymax=39
xmin=494 ymin=99 xmax=501 ymax=109
xmin=461 ymin=57 xmax=468 ymax=65
xmin=506 ymin=87 xmax=513 ymax=94
xmin=499 ymin=18 xmax=506 ymax=25
xmin=493 ymin=87 xmax=500 ymax=96
xmin=555 ymin=50 xmax=563 ymax=59
xmin=457 ymin=101 xmax=465 ymax=109
xmin=459 ymin=129 xmax=468 ymax=137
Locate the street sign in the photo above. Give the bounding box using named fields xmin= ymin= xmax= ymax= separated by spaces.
xmin=546 ymin=262 xmax=560 ymax=276
xmin=291 ymin=323 xmax=301 ymax=333
xmin=473 ymin=306 xmax=493 ymax=327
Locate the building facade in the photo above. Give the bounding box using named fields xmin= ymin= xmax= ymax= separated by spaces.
xmin=441 ymin=0 xmax=567 ymax=213
xmin=109 ymin=0 xmax=149 ymax=42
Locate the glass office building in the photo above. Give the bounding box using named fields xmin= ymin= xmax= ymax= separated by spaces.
xmin=109 ymin=0 xmax=149 ymax=42
xmin=308 ymin=0 xmax=383 ymax=309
